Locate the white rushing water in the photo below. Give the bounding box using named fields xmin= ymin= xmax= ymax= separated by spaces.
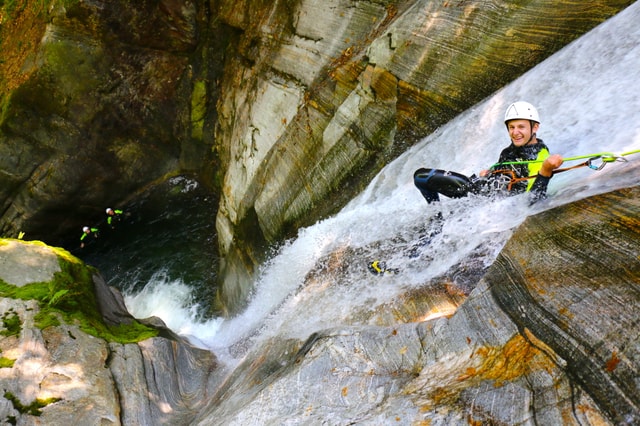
xmin=125 ymin=4 xmax=640 ymax=363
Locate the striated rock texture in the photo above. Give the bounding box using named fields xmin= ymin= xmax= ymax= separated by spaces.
xmin=489 ymin=187 xmax=640 ymax=424
xmin=210 ymin=0 xmax=633 ymax=313
xmin=0 ymin=1 xmax=633 ymax=313
xmin=0 ymin=180 xmax=638 ymax=424
xmin=0 ymin=239 xmax=219 ymax=425
xmin=192 ymin=186 xmax=640 ymax=425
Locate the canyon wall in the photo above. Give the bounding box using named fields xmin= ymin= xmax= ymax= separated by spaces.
xmin=0 ymin=0 xmax=633 ymax=311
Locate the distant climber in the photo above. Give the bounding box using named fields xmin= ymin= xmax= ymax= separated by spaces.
xmin=105 ymin=208 xmax=124 ymax=228
xmin=80 ymin=226 xmax=99 ymax=248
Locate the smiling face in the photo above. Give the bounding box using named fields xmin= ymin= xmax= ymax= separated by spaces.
xmin=506 ymin=119 xmax=539 ymax=147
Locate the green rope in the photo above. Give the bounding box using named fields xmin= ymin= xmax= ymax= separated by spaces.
xmin=489 ymin=149 xmax=640 ymax=169
xmin=621 ymin=148 xmax=640 ymax=157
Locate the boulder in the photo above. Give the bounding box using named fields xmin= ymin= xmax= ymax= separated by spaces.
xmin=0 ymin=239 xmax=220 ymax=424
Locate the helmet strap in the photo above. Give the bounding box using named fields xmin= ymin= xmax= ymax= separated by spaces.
xmin=525 ymin=121 xmax=537 ymax=145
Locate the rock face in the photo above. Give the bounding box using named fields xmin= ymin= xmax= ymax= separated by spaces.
xmin=2 ymin=190 xmax=638 ymax=424
xmin=0 ymin=239 xmax=61 ymax=286
xmin=192 ymin=186 xmax=640 ymax=425
xmin=2 ymin=2 xmax=639 ymax=424
xmin=0 ymin=1 xmax=633 ymax=313
xmin=0 ymin=0 xmax=216 ymax=240
xmin=0 ymin=239 xmax=219 ymax=425
xmin=489 ymin=187 xmax=640 ymax=423
xmin=211 ymin=0 xmax=633 ymax=312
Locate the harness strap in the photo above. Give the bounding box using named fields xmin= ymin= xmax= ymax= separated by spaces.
xmin=487 ymin=150 xmax=637 ymax=191
xmin=490 ymin=158 xmax=600 ymax=191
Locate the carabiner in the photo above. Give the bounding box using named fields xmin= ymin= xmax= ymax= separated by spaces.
xmin=586 ymin=157 xmax=606 ymax=171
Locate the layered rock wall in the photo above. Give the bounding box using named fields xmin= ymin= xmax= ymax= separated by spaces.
xmin=193 ymin=185 xmax=640 ymax=425
xmin=211 ymin=0 xmax=633 ymax=312
xmin=0 ymin=1 xmax=633 ymax=312
xmin=0 ymin=0 xmax=216 ymax=240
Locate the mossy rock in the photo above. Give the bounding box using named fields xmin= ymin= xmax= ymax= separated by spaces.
xmin=0 ymin=238 xmax=157 ymax=343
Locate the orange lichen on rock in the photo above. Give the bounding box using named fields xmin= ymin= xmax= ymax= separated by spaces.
xmin=0 ymin=0 xmax=47 ymax=97
xmin=605 ymin=351 xmax=620 ymax=372
xmin=461 ymin=332 xmax=555 ymax=387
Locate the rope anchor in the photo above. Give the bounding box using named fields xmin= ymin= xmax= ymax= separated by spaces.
xmin=587 ymin=154 xmax=627 ymax=170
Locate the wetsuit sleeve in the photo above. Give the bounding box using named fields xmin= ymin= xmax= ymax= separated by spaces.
xmin=529 ymin=174 xmax=551 ymax=202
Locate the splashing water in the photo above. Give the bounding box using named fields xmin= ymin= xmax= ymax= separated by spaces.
xmin=123 ymin=4 xmax=640 ymax=363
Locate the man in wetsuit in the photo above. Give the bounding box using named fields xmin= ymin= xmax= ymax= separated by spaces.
xmin=414 ymin=101 xmax=564 ymax=203
xmin=369 ymin=102 xmax=565 ymax=272
xmin=80 ymin=226 xmax=99 ymax=248
xmin=105 ymin=207 xmax=124 ymax=228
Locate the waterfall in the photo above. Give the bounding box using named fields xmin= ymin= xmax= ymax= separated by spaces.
xmin=123 ymin=4 xmax=640 ymax=363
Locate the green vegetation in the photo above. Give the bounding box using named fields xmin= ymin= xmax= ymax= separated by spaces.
xmin=0 ymin=239 xmax=158 ymax=343
xmin=3 ymin=391 xmax=60 ymax=416
xmin=191 ymin=79 xmax=207 ymax=140
xmin=0 ymin=0 xmax=26 ymax=20
xmin=0 ymin=309 xmax=21 ymax=337
xmin=0 ymin=356 xmax=15 ymax=368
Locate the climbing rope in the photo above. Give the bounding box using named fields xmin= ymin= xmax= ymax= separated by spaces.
xmin=487 ymin=149 xmax=640 ymax=190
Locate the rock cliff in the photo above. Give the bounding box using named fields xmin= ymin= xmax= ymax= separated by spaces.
xmin=0 ymin=0 xmax=633 ymax=313
xmin=1 ymin=2 xmax=639 ymax=423
xmin=3 ymin=180 xmax=639 ymax=424
xmin=192 ymin=185 xmax=640 ymax=425
xmin=211 ymin=0 xmax=634 ymax=312
xmin=0 ymin=0 xmax=215 ymax=240
xmin=0 ymin=239 xmax=219 ymax=425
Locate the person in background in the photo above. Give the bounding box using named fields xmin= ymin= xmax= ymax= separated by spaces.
xmin=105 ymin=207 xmax=124 ymax=228
xmin=80 ymin=226 xmax=99 ymax=248
xmin=414 ymin=101 xmax=564 ymax=203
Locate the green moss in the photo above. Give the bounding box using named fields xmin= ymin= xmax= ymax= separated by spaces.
xmin=0 ymin=310 xmax=21 ymax=337
xmin=0 ymin=0 xmax=24 ymax=20
xmin=3 ymin=391 xmax=60 ymax=416
xmin=33 ymin=310 xmax=60 ymax=329
xmin=41 ymin=39 xmax=103 ymax=100
xmin=191 ymin=79 xmax=207 ymax=140
xmin=0 ymin=239 xmax=158 ymax=343
xmin=1 ymin=0 xmax=80 ymax=22
xmin=0 ymin=357 xmax=16 ymax=368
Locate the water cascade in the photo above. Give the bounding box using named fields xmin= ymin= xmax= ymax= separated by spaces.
xmin=122 ymin=5 xmax=640 ymax=368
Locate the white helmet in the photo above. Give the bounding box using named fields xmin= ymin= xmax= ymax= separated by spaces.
xmin=504 ymin=101 xmax=540 ymax=124
xmin=106 ymin=208 xmax=112 ymax=214
xmin=83 ymin=226 xmax=90 ymax=232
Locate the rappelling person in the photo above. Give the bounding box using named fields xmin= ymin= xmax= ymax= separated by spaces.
xmin=105 ymin=207 xmax=124 ymax=228
xmin=371 ymin=102 xmax=632 ymax=275
xmin=414 ymin=101 xmax=564 ymax=203
xmin=387 ymin=102 xmax=565 ymax=269
xmin=80 ymin=226 xmax=99 ymax=248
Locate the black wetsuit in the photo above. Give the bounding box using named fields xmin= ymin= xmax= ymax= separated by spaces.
xmin=493 ymin=139 xmax=551 ymax=195
xmin=414 ymin=139 xmax=552 ymax=203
